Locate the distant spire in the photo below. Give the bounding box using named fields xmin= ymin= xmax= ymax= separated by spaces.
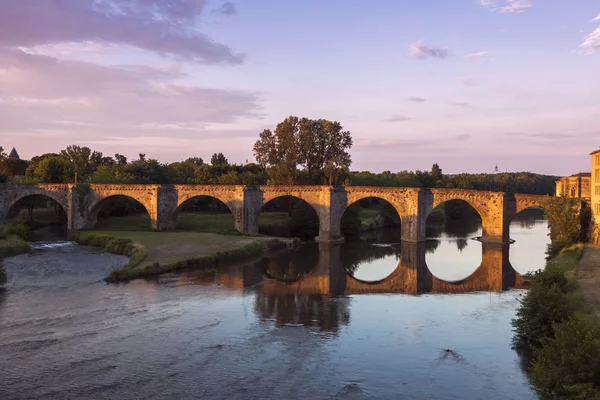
xmin=8 ymin=147 xmax=19 ymax=159
xmin=493 ymin=164 xmax=499 ymax=173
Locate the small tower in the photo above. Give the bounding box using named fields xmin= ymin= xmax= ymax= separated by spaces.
xmin=8 ymin=147 xmax=19 ymax=159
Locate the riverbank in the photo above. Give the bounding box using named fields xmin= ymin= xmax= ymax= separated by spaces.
xmin=0 ymin=235 xmax=30 ymax=284
xmin=578 ymin=245 xmax=600 ymax=316
xmin=70 ymin=230 xmax=297 ymax=283
xmin=513 ymin=245 xmax=600 ymax=398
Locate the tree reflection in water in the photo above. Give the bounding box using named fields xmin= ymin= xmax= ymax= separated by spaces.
xmin=253 ymin=293 xmax=351 ymax=335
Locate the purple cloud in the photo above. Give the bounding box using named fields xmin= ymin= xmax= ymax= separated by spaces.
xmin=409 ymin=41 xmax=448 ymax=60
xmin=212 ymin=2 xmax=237 ymax=17
xmin=408 ymin=97 xmax=427 ymax=102
xmin=0 ymin=0 xmax=244 ymax=64
xmin=0 ymin=49 xmax=262 ymax=146
xmin=383 ymin=115 xmax=412 ymax=123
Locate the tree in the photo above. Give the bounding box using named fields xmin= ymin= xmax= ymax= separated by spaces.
xmin=253 ymin=116 xmax=353 ymax=185
xmin=59 ymin=145 xmax=104 ymax=183
xmin=33 ymin=156 xmax=74 ymax=183
xmin=184 ymin=157 xmax=204 ymax=166
xmin=0 ymin=157 xmax=29 ymax=179
xmin=431 ymin=163 xmax=443 ymax=183
xmin=210 ymin=153 xmax=228 ymax=168
xmin=530 ymin=314 xmax=600 ymax=398
xmin=543 ymin=196 xmax=582 ymax=256
xmin=114 ymin=154 xmax=128 ymax=166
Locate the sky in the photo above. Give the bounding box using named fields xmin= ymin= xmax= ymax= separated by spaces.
xmin=0 ymin=0 xmax=599 ymax=175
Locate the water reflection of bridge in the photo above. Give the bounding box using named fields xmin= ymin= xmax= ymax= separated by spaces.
xmin=179 ymin=242 xmax=524 ymax=296
xmin=177 ymin=242 xmax=524 ymax=334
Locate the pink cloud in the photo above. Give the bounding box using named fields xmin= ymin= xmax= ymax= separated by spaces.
xmin=0 ymin=49 xmax=262 ymax=149
xmin=0 ymin=0 xmax=244 ymax=64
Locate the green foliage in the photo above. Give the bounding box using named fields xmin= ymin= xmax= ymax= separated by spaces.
xmin=289 ymin=200 xmax=319 ymax=238
xmin=531 ymin=314 xmax=600 ymax=398
xmin=544 ymin=196 xmax=582 ymax=256
xmin=0 ymin=235 xmax=30 ymax=260
xmin=90 ymin=165 xmax=135 ymax=184
xmin=512 ymin=282 xmax=573 ymax=347
xmin=60 ymin=145 xmax=107 ymax=182
xmin=253 ymin=116 xmax=353 ymax=185
xmin=512 ymin=246 xmax=600 ymax=398
xmin=32 ymin=156 xmax=74 ymax=183
xmin=580 ymin=201 xmax=593 ymax=243
xmin=0 ymin=157 xmax=29 ymax=179
xmin=7 ymin=215 xmax=31 ymax=240
xmin=341 ymin=205 xmax=362 ymax=236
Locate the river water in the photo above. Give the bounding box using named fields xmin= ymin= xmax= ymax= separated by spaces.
xmin=0 ymin=217 xmax=549 ymax=399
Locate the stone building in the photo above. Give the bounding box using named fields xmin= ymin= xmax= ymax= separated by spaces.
xmin=555 ymin=172 xmax=591 ymax=202
xmin=592 ymin=148 xmax=600 ymax=243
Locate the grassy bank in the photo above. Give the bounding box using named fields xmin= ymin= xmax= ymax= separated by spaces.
xmin=512 ymin=245 xmax=600 ymax=398
xmin=70 ymin=230 xmax=297 ymax=283
xmin=94 ymin=212 xmax=292 ymax=234
xmin=0 ymin=233 xmax=31 ymax=284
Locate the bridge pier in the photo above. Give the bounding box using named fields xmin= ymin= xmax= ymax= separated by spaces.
xmin=400 ymin=189 xmax=430 ymax=243
xmin=234 ymin=186 xmax=263 ymax=235
xmin=314 ymin=187 xmax=346 ymax=243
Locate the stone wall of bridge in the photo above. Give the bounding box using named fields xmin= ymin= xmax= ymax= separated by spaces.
xmin=0 ymin=184 xmax=548 ymax=243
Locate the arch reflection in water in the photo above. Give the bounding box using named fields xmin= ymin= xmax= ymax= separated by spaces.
xmin=260 ymin=242 xmax=523 ymax=297
xmin=509 ymin=209 xmax=550 ymax=275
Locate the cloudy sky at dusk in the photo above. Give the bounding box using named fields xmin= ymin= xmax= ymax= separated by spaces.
xmin=1 ymin=0 xmax=599 ymax=175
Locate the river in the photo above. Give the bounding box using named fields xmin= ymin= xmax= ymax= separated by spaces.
xmin=0 ymin=216 xmax=548 ymax=399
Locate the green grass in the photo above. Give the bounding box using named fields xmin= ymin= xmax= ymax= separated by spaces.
xmin=0 ymin=235 xmax=31 ymax=260
xmin=358 ymin=208 xmax=380 ymax=221
xmin=17 ymin=208 xmax=62 ymax=226
xmin=93 ymin=212 xmax=292 ymax=234
xmin=71 ymin=230 xmax=297 ymax=282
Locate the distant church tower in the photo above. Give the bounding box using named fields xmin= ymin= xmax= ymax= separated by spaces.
xmin=8 ymin=147 xmax=20 ymax=159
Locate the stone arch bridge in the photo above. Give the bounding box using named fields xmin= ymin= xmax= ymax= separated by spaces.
xmin=0 ymin=184 xmax=548 ymax=243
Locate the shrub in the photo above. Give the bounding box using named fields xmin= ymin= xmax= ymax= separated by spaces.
xmin=7 ymin=215 xmax=31 ymax=241
xmin=532 ymin=267 xmax=569 ymax=294
xmin=530 ymin=314 xmax=600 ymax=399
xmin=512 ymin=282 xmax=573 ymax=348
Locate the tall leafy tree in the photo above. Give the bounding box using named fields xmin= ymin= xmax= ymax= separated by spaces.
xmin=33 ymin=156 xmax=74 ymax=183
xmin=59 ymin=145 xmax=104 ymax=183
xmin=253 ymin=116 xmax=352 ymax=185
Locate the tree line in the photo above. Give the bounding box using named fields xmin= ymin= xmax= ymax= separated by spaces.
xmin=0 ymin=117 xmax=558 ymax=195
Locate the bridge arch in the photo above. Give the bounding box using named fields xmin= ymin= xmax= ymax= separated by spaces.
xmin=340 ymin=196 xmax=402 ymax=238
xmin=85 ymin=193 xmax=154 ymax=230
xmin=173 ymin=194 xmax=235 ymax=232
xmin=7 ymin=192 xmax=69 ymax=220
xmin=2 ymin=185 xmax=71 ymax=228
xmin=258 ymin=194 xmax=321 ymax=239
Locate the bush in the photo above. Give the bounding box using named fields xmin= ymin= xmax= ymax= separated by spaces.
xmin=512 ymin=282 xmax=573 ymax=347
xmin=7 ymin=215 xmax=31 ymax=241
xmin=531 ymin=314 xmax=600 ymax=398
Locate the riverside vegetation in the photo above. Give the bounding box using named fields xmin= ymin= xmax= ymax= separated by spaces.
xmin=512 ymin=196 xmax=600 ymax=398
xmin=0 ymin=225 xmax=30 ymax=285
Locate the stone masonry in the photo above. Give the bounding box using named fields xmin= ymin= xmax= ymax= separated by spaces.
xmin=0 ymin=184 xmax=548 ymax=243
